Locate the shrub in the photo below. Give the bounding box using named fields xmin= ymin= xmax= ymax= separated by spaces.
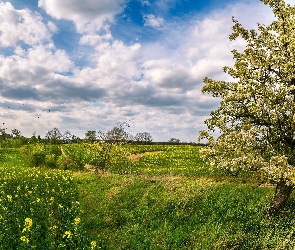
xmin=21 ymin=144 xmax=62 ymax=168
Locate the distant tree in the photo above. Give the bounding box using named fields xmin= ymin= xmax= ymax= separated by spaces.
xmin=63 ymin=130 xmax=72 ymax=144
xmin=135 ymin=132 xmax=153 ymax=143
xmin=169 ymin=138 xmax=180 ymax=143
xmin=29 ymin=132 xmax=38 ymax=144
xmin=101 ymin=122 xmax=131 ymax=143
xmin=0 ymin=128 xmax=10 ymax=140
xmin=127 ymin=133 xmax=135 ymax=142
xmin=71 ymin=135 xmax=81 ymax=144
xmin=84 ymin=130 xmax=97 ymax=143
xmin=199 ymin=0 xmax=295 ymax=212
xmin=94 ymin=122 xmax=131 ymax=171
xmin=45 ymin=128 xmax=62 ymax=144
xmin=11 ymin=128 xmax=22 ymax=139
xmin=104 ymin=127 xmax=128 ymax=142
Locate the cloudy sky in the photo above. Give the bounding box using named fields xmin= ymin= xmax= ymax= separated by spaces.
xmin=0 ymin=0 xmax=293 ymax=141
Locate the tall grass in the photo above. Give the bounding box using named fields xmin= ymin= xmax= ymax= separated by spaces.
xmin=0 ymin=149 xmax=95 ymax=249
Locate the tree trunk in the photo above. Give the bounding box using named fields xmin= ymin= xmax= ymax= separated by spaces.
xmin=269 ymin=182 xmax=294 ymax=213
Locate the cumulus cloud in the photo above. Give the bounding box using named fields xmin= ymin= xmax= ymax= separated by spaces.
xmin=38 ymin=0 xmax=127 ymax=33
xmin=142 ymin=59 xmax=195 ymax=90
xmin=0 ymin=2 xmax=51 ymax=47
xmin=143 ymin=14 xmax=165 ymax=28
xmin=140 ymin=0 xmax=151 ymax=7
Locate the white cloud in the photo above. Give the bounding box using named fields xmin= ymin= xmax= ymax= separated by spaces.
xmin=0 ymin=2 xmax=51 ymax=47
xmin=47 ymin=21 xmax=58 ymax=33
xmin=79 ymin=33 xmax=113 ymax=48
xmin=144 ymin=14 xmax=165 ymax=28
xmin=0 ymin=43 xmax=74 ymax=100
xmin=140 ymin=0 xmax=151 ymax=6
xmin=76 ymin=39 xmax=142 ymax=87
xmin=284 ymin=0 xmax=295 ymax=5
xmin=38 ymin=0 xmax=127 ymax=33
xmin=142 ymin=59 xmax=194 ymax=90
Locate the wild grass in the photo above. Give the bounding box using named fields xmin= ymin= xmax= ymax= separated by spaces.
xmin=2 ymin=145 xmax=295 ymax=249
xmin=0 ymin=148 xmax=95 ymax=249
xmin=73 ymin=145 xmax=295 ymax=249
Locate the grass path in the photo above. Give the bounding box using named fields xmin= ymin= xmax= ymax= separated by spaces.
xmin=127 ymin=151 xmax=164 ymax=161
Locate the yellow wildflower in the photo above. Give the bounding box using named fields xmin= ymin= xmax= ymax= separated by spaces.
xmin=63 ymin=231 xmax=71 ymax=238
xmin=25 ymin=218 xmax=33 ymax=227
xmin=90 ymin=241 xmax=97 ymax=249
xmin=7 ymin=195 xmax=12 ymax=202
xmin=74 ymin=217 xmax=81 ymax=225
xmin=50 ymin=225 xmax=58 ymax=230
xmin=22 ymin=218 xmax=33 ymax=232
xmin=20 ymin=236 xmax=29 ymax=244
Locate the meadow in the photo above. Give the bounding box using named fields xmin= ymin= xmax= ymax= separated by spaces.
xmin=1 ymin=144 xmax=295 ymax=249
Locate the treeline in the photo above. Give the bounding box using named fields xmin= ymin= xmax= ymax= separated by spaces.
xmin=0 ymin=124 xmax=202 ymax=148
xmin=0 ymin=123 xmax=153 ymax=147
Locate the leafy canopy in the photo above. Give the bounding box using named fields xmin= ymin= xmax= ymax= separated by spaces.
xmin=199 ymin=0 xmax=295 ymax=186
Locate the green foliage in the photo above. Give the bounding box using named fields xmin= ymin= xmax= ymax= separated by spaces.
xmin=0 ymin=138 xmax=26 ymax=148
xmin=107 ymin=145 xmax=212 ymax=176
xmin=199 ymin=0 xmax=295 ymax=211
xmin=58 ymin=144 xmax=89 ymax=171
xmin=21 ymin=144 xmax=62 ymax=168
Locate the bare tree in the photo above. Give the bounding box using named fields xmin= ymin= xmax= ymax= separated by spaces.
xmin=11 ymin=128 xmax=22 ymax=139
xmin=45 ymin=127 xmax=62 ymax=144
xmin=84 ymin=130 xmax=97 ymax=143
xmin=134 ymin=132 xmax=153 ymax=143
xmin=93 ymin=122 xmax=131 ymax=171
xmin=63 ymin=130 xmax=72 ymax=144
xmin=169 ymin=138 xmax=180 ymax=143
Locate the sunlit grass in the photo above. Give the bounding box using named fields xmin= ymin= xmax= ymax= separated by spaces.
xmin=75 ymin=172 xmax=278 ymax=249
xmin=2 ymin=145 xmax=295 ymax=249
xmin=0 ymin=149 xmax=95 ymax=249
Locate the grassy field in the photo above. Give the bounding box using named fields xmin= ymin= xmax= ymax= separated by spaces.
xmin=1 ymin=145 xmax=295 ymax=249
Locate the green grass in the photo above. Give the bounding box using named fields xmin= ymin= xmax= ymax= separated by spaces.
xmin=2 ymin=145 xmax=295 ymax=249
xmin=0 ymin=148 xmax=94 ymax=249
xmin=75 ymin=172 xmax=276 ymax=249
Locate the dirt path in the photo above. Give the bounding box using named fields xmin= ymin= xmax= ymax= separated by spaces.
xmin=127 ymin=151 xmax=163 ymax=161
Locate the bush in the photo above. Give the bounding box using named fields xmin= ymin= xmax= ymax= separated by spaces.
xmin=21 ymin=144 xmax=62 ymax=168
xmin=57 ymin=144 xmax=88 ymax=171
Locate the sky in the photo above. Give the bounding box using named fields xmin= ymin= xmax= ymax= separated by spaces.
xmin=0 ymin=0 xmax=293 ymax=142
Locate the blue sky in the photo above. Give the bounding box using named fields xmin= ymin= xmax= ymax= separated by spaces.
xmin=0 ymin=0 xmax=292 ymax=141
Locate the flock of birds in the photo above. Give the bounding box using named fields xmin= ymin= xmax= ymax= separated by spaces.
xmin=2 ymin=104 xmax=52 ymax=131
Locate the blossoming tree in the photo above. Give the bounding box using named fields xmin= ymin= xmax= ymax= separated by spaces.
xmin=199 ymin=0 xmax=295 ymax=212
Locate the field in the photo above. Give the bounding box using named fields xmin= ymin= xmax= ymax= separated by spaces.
xmin=1 ymin=144 xmax=295 ymax=249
